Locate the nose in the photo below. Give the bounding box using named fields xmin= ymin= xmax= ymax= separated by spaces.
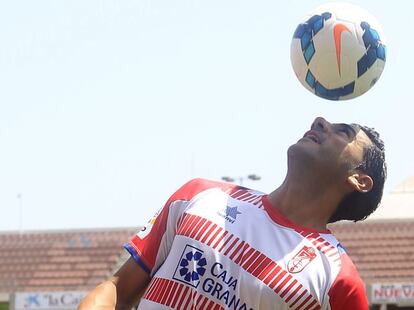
xmin=311 ymin=117 xmax=331 ymax=132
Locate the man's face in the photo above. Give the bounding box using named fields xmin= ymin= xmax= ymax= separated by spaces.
xmin=288 ymin=117 xmax=373 ymax=175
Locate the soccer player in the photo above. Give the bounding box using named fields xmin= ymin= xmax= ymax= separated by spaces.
xmin=78 ymin=117 xmax=386 ymax=309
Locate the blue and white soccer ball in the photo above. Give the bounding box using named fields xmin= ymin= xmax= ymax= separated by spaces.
xmin=290 ymin=2 xmax=386 ymax=100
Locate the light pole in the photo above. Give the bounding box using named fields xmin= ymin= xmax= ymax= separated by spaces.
xmin=17 ymin=193 xmax=23 ymax=233
xmin=221 ymin=174 xmax=261 ymax=186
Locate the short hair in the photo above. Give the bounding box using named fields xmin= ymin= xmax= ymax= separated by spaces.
xmin=328 ymin=125 xmax=387 ymax=223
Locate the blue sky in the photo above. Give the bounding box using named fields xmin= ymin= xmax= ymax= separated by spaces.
xmin=0 ymin=0 xmax=411 ymax=231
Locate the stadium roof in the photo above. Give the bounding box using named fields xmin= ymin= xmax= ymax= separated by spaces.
xmin=369 ymin=175 xmax=414 ymax=220
xmin=1 ymin=221 xmax=413 ymax=293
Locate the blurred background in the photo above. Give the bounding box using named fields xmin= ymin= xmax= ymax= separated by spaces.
xmin=0 ymin=0 xmax=413 ymax=309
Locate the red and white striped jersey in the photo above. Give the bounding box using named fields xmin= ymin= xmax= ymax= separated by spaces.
xmin=125 ymin=178 xmax=368 ymax=310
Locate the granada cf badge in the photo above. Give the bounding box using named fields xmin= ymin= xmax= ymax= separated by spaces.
xmin=287 ymin=246 xmax=317 ymax=273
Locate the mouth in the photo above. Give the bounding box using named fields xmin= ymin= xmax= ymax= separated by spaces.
xmin=303 ymin=130 xmax=321 ymax=144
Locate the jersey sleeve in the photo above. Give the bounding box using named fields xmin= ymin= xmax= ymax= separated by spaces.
xmin=328 ymin=253 xmax=369 ymax=309
xmin=124 ymin=178 xmax=229 ymax=277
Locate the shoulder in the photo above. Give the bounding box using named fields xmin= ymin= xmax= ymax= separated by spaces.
xmin=168 ymin=178 xmax=237 ymax=202
xmin=328 ymin=251 xmax=369 ymax=309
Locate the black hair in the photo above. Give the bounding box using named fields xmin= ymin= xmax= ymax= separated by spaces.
xmin=328 ymin=125 xmax=387 ymax=223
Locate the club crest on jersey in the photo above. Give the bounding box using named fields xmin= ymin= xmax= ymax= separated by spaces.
xmin=287 ymin=246 xmax=317 ymax=274
xmin=173 ymin=245 xmax=207 ymax=288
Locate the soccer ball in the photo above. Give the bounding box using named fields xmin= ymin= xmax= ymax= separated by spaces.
xmin=290 ymin=2 xmax=386 ymax=100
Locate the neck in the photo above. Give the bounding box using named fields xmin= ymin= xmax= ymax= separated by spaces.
xmin=268 ymin=171 xmax=344 ymax=231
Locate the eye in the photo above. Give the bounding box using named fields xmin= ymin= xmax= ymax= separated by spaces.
xmin=338 ymin=127 xmax=351 ymax=138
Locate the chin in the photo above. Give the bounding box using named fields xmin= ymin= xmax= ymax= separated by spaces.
xmin=287 ymin=143 xmax=319 ymax=167
xmin=288 ymin=142 xmax=310 ymax=158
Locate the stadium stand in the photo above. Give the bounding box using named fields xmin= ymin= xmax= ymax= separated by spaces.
xmin=0 ymin=228 xmax=136 ymax=292
xmin=330 ymin=220 xmax=414 ymax=284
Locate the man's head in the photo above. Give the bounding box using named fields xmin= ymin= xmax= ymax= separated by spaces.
xmin=329 ymin=124 xmax=386 ymax=222
xmin=288 ymin=117 xmax=386 ymax=223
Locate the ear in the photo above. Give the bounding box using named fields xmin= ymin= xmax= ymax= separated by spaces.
xmin=347 ymin=173 xmax=373 ymax=193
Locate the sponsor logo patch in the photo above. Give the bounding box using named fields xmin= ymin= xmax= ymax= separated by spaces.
xmin=137 ymin=210 xmax=160 ymax=239
xmin=171 ymin=244 xmax=252 ymax=309
xmin=173 ymin=245 xmax=207 ymax=288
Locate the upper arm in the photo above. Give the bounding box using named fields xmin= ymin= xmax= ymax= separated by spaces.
xmin=77 ymin=258 xmax=150 ymax=310
xmin=116 ymin=180 xmax=203 ymax=307
xmin=112 ymin=257 xmax=151 ymax=308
